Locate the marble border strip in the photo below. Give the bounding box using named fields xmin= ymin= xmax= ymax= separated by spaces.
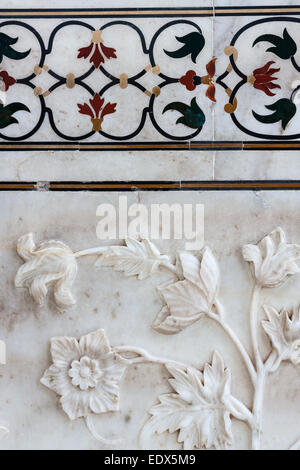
xmin=2 ymin=142 xmax=300 ymax=151
xmin=1 ymin=7 xmax=300 ymax=18
xmin=1 ymin=180 xmax=300 ymax=191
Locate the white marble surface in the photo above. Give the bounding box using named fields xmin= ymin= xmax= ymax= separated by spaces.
xmin=0 ymin=191 xmax=300 ymax=449
xmin=0 ymin=150 xmax=214 ymax=182
xmin=214 ymin=150 xmax=300 ymax=180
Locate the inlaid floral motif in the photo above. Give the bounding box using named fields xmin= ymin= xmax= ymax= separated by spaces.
xmin=77 ymin=30 xmax=117 ymax=69
xmin=77 ymin=94 xmax=117 ymax=132
xmin=1 ymin=13 xmax=300 ymax=142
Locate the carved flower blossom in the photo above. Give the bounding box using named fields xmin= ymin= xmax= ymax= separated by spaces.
xmin=15 ymin=233 xmax=77 ymax=310
xmin=0 ymin=70 xmax=16 ymax=92
xmin=146 ymin=352 xmax=250 ymax=450
xmin=41 ymin=329 xmax=126 ymax=420
xmin=179 ymin=59 xmax=217 ymax=101
xmin=77 ymin=30 xmax=117 ymax=69
xmin=248 ymin=61 xmax=281 ymax=97
xmin=243 ymin=227 xmax=300 ymax=288
xmin=263 ymin=305 xmax=300 ymax=365
xmin=152 ymin=248 xmax=220 ymax=334
xmin=78 ymin=93 xmax=117 ymax=132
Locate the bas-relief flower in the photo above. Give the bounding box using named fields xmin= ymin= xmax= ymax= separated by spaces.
xmin=152 ymin=248 xmax=220 ymax=334
xmin=15 ymin=233 xmax=77 ymax=310
xmin=263 ymin=305 xmax=300 ymax=365
xmin=242 ymin=227 xmax=300 ymax=288
xmin=41 ymin=329 xmax=126 ymax=420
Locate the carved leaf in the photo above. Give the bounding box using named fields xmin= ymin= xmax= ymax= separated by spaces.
xmin=153 ymin=248 xmax=219 ymax=334
xmin=96 ymin=238 xmax=170 ymax=280
xmin=145 ymin=352 xmax=248 ymax=450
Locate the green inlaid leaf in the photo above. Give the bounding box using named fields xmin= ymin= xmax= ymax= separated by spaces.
xmin=252 ymin=98 xmax=296 ymax=130
xmin=0 ymin=102 xmax=30 ymax=129
xmin=164 ymin=32 xmax=205 ymax=63
xmin=253 ymin=28 xmax=297 ymax=60
xmin=163 ymin=97 xmax=205 ymax=130
xmin=0 ymin=32 xmax=31 ymax=64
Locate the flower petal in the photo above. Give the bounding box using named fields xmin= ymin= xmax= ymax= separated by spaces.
xmin=89 ymin=94 xmax=104 ymax=118
xmin=100 ymin=43 xmax=117 ymax=60
xmin=90 ymin=44 xmax=104 ymax=68
xmin=90 ymin=386 xmax=119 ymax=413
xmin=206 ymin=58 xmax=217 ymax=78
xmin=54 ymin=257 xmax=77 ymax=309
xmin=101 ymin=102 xmax=117 ymax=118
xmin=16 ymin=233 xmax=36 ymax=261
xmin=77 ymin=102 xmax=94 ymax=118
xmin=50 ymin=336 xmax=81 ymax=366
xmin=79 ymin=329 xmax=111 ymax=359
xmin=77 ymin=43 xmax=93 ymax=59
xmin=60 ymin=391 xmax=90 ymax=420
xmin=41 ymin=364 xmax=73 ymax=396
xmin=206 ymin=83 xmax=216 ymax=102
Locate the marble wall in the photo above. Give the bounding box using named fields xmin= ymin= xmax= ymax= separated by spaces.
xmin=1 ymin=1 xmax=300 ymax=450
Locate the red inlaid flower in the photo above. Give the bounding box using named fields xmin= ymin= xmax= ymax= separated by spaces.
xmin=179 ymin=70 xmax=198 ymax=91
xmin=77 ymin=93 xmax=117 ymax=132
xmin=250 ymin=61 xmax=281 ymax=96
xmin=0 ymin=70 xmax=16 ymax=91
xmin=179 ymin=59 xmax=217 ymax=102
xmin=77 ymin=30 xmax=117 ymax=69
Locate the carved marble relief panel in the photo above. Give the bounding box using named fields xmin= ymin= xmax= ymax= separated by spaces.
xmin=0 ymin=191 xmax=299 ymax=449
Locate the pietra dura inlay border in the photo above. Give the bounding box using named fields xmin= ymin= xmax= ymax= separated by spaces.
xmin=1 ymin=6 xmax=300 ymax=151
xmin=2 ymin=180 xmax=300 ymax=191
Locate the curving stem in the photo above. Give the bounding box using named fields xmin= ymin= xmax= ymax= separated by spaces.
xmin=249 ymin=284 xmax=265 ymax=450
xmin=75 ymin=247 xmax=109 ymax=258
xmin=85 ymin=414 xmax=123 ymax=447
xmin=250 ymin=285 xmax=263 ymax=372
xmin=210 ymin=300 xmax=257 ymax=387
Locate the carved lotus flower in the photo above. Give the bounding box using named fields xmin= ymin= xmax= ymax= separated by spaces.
xmin=15 ymin=233 xmax=77 ymax=310
xmin=242 ymin=227 xmax=300 ymax=288
xmin=263 ymin=305 xmax=300 ymax=365
xmin=41 ymin=329 xmax=126 ymax=420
